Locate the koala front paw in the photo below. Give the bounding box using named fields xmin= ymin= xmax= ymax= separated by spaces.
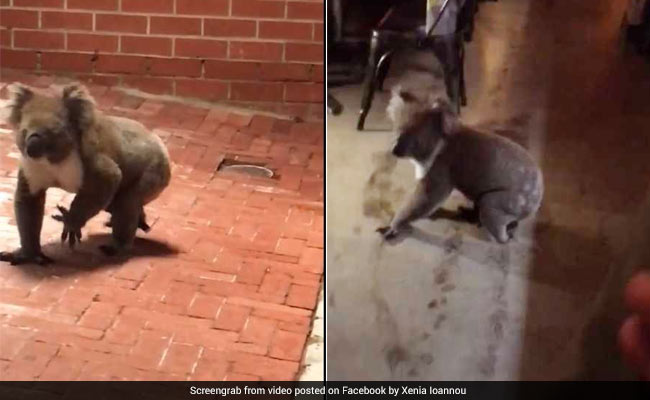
xmin=377 ymin=226 xmax=401 ymax=240
xmin=506 ymin=221 xmax=519 ymax=239
xmin=0 ymin=249 xmax=53 ymax=266
xmin=52 ymin=205 xmax=82 ymax=248
xmin=457 ymin=206 xmax=481 ymax=226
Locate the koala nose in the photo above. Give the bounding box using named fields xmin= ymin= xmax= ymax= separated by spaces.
xmin=25 ymin=133 xmax=45 ymax=158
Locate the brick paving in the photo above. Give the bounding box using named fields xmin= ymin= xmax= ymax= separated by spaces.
xmin=0 ymin=71 xmax=323 ymax=381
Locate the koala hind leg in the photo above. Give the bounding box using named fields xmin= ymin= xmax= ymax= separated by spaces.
xmin=100 ymin=191 xmax=141 ymax=256
xmin=105 ymin=208 xmax=150 ymax=232
xmin=101 ymin=167 xmax=165 ymax=256
xmin=478 ymin=191 xmax=520 ymax=244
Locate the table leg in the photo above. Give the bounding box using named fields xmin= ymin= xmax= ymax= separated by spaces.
xmin=332 ymin=0 xmax=344 ymax=42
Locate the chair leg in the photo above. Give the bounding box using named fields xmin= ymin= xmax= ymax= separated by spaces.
xmin=441 ymin=65 xmax=461 ymax=113
xmin=376 ymin=51 xmax=393 ymax=92
xmin=328 ymin=93 xmax=343 ymax=115
xmin=464 ymin=22 xmax=474 ymax=42
xmin=435 ymin=36 xmax=462 ymax=113
xmin=459 ymin=47 xmax=467 ymax=107
xmin=462 ymin=0 xmax=476 ymax=42
xmin=451 ymin=75 xmax=461 ymax=114
xmin=358 ymin=31 xmax=381 ymax=131
xmin=642 ymin=24 xmax=650 ymax=54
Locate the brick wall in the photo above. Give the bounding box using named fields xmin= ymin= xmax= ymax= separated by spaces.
xmin=0 ymin=0 xmax=324 ymax=119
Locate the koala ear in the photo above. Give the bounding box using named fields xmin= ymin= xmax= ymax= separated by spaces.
xmin=62 ymin=84 xmax=95 ymax=134
xmin=399 ymin=90 xmax=418 ymax=103
xmin=391 ymin=85 xmax=419 ymax=103
xmin=6 ymin=83 xmax=34 ymax=126
xmin=431 ymin=98 xmax=459 ymax=136
xmin=388 ymin=86 xmax=415 ymax=129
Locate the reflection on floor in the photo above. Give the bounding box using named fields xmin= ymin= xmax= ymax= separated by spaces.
xmin=327 ymin=0 xmax=650 ymax=380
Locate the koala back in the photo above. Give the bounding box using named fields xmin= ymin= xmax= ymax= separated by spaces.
xmin=444 ymin=128 xmax=544 ymax=210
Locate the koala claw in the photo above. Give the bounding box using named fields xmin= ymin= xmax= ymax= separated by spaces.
xmin=0 ymin=249 xmax=53 ymax=266
xmin=105 ymin=215 xmax=151 ymax=232
xmin=99 ymin=244 xmax=119 ymax=257
xmin=53 ymin=205 xmax=82 ymax=248
xmin=458 ymin=206 xmax=481 ymax=226
xmin=506 ymin=221 xmax=519 ymax=240
xmin=377 ymin=226 xmax=401 ymax=240
xmin=139 ymin=219 xmax=151 ymax=233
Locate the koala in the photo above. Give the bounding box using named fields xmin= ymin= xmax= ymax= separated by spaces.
xmin=377 ymin=88 xmax=543 ymax=243
xmin=0 ymin=83 xmax=171 ymax=265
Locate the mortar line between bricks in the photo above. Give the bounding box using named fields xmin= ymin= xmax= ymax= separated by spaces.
xmin=8 ymin=43 xmax=325 ymax=55
xmin=5 ymin=4 xmax=326 ymax=21
xmin=132 ymin=267 xmax=151 ymax=290
xmin=7 ymin=33 xmax=325 ymax=48
xmin=39 ymin=345 xmax=62 ymax=379
xmin=74 ymin=298 xmax=94 ymax=323
xmin=225 ymin=361 xmax=234 ymax=380
xmin=103 ymin=86 xmax=307 ymax=120
xmin=7 ymin=38 xmax=324 ymax=53
xmin=156 ymin=333 xmax=175 ymax=370
xmin=189 ymin=346 xmax=204 ymax=376
xmin=110 ymin=304 xmax=127 ymax=331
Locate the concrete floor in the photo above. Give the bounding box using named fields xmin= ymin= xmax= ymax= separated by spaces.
xmin=327 ymin=0 xmax=650 ymax=380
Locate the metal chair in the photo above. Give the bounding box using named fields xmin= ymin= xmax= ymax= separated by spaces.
xmin=328 ymin=93 xmax=343 ymax=115
xmin=356 ymin=0 xmax=474 ymax=131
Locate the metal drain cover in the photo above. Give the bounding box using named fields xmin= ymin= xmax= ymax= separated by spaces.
xmin=219 ymin=164 xmax=274 ymax=178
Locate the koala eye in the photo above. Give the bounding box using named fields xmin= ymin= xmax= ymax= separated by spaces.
xmin=21 ymin=129 xmax=27 ymax=135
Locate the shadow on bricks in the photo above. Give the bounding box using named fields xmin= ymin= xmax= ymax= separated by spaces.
xmin=15 ymin=235 xmax=178 ymax=279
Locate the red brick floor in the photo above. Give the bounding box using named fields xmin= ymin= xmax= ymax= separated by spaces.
xmin=0 ymin=72 xmax=323 ymax=381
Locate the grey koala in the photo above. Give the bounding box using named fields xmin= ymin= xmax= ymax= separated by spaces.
xmin=377 ymin=88 xmax=543 ymax=243
xmin=0 ymin=83 xmax=171 ymax=265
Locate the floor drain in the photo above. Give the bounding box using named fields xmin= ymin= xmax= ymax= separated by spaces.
xmin=218 ymin=158 xmax=275 ymax=178
xmin=220 ymin=164 xmax=274 ymax=178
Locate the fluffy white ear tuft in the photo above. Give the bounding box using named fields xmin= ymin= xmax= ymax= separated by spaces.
xmin=431 ymin=97 xmax=459 ymax=135
xmin=390 ymin=84 xmax=418 ymax=102
xmin=6 ymin=83 xmax=34 ymax=126
xmin=387 ymin=86 xmax=405 ymax=125
xmin=387 ymin=86 xmax=424 ymax=131
xmin=62 ymin=83 xmax=96 ymax=134
xmin=7 ymin=82 xmax=32 ymax=97
xmin=62 ymin=84 xmax=95 ymax=105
